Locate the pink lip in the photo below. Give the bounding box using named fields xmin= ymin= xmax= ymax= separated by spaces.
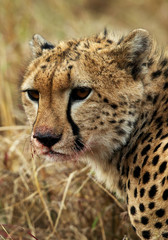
xmin=44 ymin=150 xmax=67 ymax=156
xmin=42 ymin=150 xmax=77 ymax=161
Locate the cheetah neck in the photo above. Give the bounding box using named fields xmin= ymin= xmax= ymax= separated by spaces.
xmin=84 ymin=57 xmax=168 ymax=202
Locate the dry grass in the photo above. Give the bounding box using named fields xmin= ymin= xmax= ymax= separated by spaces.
xmin=0 ymin=131 xmax=135 ymax=240
xmin=1 ymin=0 xmax=168 ymax=239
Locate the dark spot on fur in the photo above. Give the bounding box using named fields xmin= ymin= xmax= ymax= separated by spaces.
xmin=160 ymin=133 xmax=168 ymax=139
xmin=128 ymin=111 xmax=135 ymax=116
xmin=140 ymin=188 xmax=145 ymax=197
xmin=140 ymin=121 xmax=147 ymax=130
xmin=155 ymin=116 xmax=162 ymax=124
xmin=142 ymin=230 xmax=150 ymax=239
xmin=153 ymin=94 xmax=159 ymax=104
xmin=127 ymin=121 xmax=132 ymax=127
xmin=164 ymin=82 xmax=168 ymax=90
xmin=141 ymin=216 xmax=149 ymax=225
xmin=153 ymin=143 xmax=162 ymax=152
xmin=130 ymin=206 xmax=136 ymax=215
xmin=68 ymin=65 xmax=73 ymax=70
xmin=164 ymin=68 xmax=168 ymax=78
xmin=160 ymin=59 xmax=168 ymax=67
xmin=151 ymin=70 xmax=162 ymax=79
xmin=161 ymin=177 xmax=166 ymax=186
xmin=143 ymin=172 xmax=150 ymax=184
xmin=148 ymin=137 xmax=153 ymax=143
xmin=142 ymin=155 xmax=148 ymax=167
xmin=163 ymin=143 xmax=168 ymax=152
xmin=150 ymin=110 xmax=157 ymax=123
xmin=156 ymin=209 xmax=165 ymax=218
xmin=111 ymin=103 xmax=118 ymax=109
xmin=127 ymin=179 xmax=130 ymax=189
xmin=133 ymin=154 xmax=138 ymax=164
xmin=126 ymin=195 xmax=129 ymax=204
xmin=103 ymin=98 xmax=109 ymax=103
xmin=148 ymin=185 xmax=157 ymax=198
xmin=102 ymin=111 xmax=110 ymax=116
xmin=41 ymin=65 xmax=47 ymax=69
xmin=116 ymin=127 xmax=126 ymax=136
xmin=127 ymin=145 xmax=138 ymax=160
xmin=67 ymin=72 xmax=71 ymax=81
xmin=119 ymin=119 xmax=125 ymax=123
xmin=133 ymin=166 xmax=141 ymax=178
xmin=148 ymin=202 xmax=155 ymax=209
xmin=109 ymin=120 xmax=116 ymax=124
xmin=159 ymin=161 xmax=167 ymax=174
xmin=162 ymin=232 xmax=168 ymax=238
xmin=155 ymin=129 xmax=163 ymax=139
xmin=139 ymin=203 xmax=145 ymax=212
xmin=46 ymin=56 xmax=51 ymax=62
xmin=141 ymin=113 xmax=144 ymax=119
xmin=147 ymin=94 xmax=153 ymax=101
xmin=148 ymin=58 xmax=154 ymax=67
xmin=162 ymin=189 xmax=168 ymax=200
xmin=152 ymin=155 xmax=159 ymax=166
xmin=132 ymin=225 xmax=136 ymax=232
xmin=141 ymin=133 xmax=151 ymax=144
xmin=154 ymin=222 xmax=162 ymax=229
xmin=134 ymin=188 xmax=137 ymax=198
xmin=153 ymin=172 xmax=158 ymax=180
xmin=141 ymin=144 xmax=151 ymax=156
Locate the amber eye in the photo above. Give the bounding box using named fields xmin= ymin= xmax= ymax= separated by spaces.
xmin=71 ymin=87 xmax=92 ymax=101
xmin=27 ymin=90 xmax=39 ymax=102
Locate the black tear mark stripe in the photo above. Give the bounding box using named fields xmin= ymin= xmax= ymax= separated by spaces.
xmin=66 ymin=97 xmax=84 ymax=151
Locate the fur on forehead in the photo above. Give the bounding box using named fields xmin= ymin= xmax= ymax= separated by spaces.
xmin=29 ymin=29 xmax=152 ymax=68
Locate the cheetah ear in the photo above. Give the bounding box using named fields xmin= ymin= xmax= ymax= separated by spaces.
xmin=29 ymin=34 xmax=55 ymax=58
xmin=118 ymin=29 xmax=152 ymax=79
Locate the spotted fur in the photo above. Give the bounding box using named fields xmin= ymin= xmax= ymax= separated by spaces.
xmin=21 ymin=29 xmax=168 ymax=240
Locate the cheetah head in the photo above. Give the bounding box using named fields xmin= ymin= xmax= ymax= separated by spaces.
xmin=21 ymin=29 xmax=152 ymax=166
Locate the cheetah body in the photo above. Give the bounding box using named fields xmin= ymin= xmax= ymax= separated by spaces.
xmin=21 ymin=29 xmax=168 ymax=240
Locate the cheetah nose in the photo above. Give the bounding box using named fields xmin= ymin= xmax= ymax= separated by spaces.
xmin=33 ymin=132 xmax=62 ymax=148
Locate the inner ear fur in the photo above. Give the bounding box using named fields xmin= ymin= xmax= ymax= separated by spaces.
xmin=117 ymin=29 xmax=152 ymax=79
xmin=29 ymin=34 xmax=55 ymax=58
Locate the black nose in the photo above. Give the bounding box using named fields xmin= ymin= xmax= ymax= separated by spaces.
xmin=33 ymin=132 xmax=62 ymax=148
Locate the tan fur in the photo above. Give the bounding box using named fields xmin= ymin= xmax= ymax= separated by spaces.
xmin=21 ymin=29 xmax=168 ymax=240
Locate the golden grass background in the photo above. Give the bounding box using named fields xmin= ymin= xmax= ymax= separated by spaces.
xmin=0 ymin=0 xmax=168 ymax=239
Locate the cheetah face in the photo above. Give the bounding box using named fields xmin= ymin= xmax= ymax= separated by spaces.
xmin=21 ymin=30 xmax=151 ymax=164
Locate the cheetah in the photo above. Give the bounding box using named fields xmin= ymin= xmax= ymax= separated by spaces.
xmin=21 ymin=29 xmax=168 ymax=240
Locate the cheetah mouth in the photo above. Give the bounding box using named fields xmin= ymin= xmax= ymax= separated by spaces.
xmin=46 ymin=150 xmax=67 ymax=156
xmin=41 ymin=149 xmax=81 ymax=162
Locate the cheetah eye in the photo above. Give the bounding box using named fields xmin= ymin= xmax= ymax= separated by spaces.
xmin=71 ymin=87 xmax=92 ymax=101
xmin=27 ymin=90 xmax=39 ymax=102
